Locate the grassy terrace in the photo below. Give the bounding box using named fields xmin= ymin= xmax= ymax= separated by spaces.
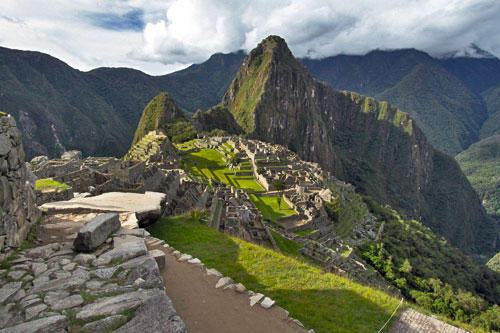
xmin=148 ymin=216 xmax=400 ymax=333
xmin=35 ymin=178 xmax=69 ymax=191
xmin=248 ymin=194 xmax=297 ymax=222
xmin=183 ymin=148 xmax=264 ymax=191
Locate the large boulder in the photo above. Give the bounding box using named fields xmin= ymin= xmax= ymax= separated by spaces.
xmin=73 ymin=213 xmax=120 ymax=252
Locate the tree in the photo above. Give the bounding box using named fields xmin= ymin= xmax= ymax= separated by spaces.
xmin=271 ymin=180 xmax=286 ymax=209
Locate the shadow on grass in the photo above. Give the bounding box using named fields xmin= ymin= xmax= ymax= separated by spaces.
xmin=147 ymin=216 xmax=400 ymax=333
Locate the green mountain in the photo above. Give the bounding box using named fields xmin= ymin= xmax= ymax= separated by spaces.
xmin=222 ymin=35 xmax=498 ymax=257
xmin=0 ymin=47 xmax=243 ymax=159
xmin=131 ymin=92 xmax=186 ymax=146
xmin=456 ymin=135 xmax=500 ymax=215
xmin=301 ymin=50 xmax=497 ymax=156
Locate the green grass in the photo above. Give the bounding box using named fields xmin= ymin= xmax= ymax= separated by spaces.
xmin=147 ymin=216 xmax=401 ymax=333
xmin=248 ymin=194 xmax=297 ymax=221
xmin=270 ymin=230 xmax=302 ymax=258
xmin=294 ymin=229 xmax=317 ymax=237
xmin=183 ymin=148 xmax=264 ymax=191
xmin=35 ymin=178 xmax=69 ymax=191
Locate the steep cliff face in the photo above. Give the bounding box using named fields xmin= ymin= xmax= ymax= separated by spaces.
xmin=192 ymin=106 xmax=242 ymax=134
xmin=0 ymin=112 xmax=40 ymax=252
xmin=223 ymin=36 xmax=497 ymax=255
xmin=131 ymin=92 xmax=187 ymax=146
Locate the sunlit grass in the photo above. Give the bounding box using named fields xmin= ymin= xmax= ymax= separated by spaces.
xmin=148 ymin=216 xmax=401 ymax=333
xmin=248 ymin=194 xmax=297 ymax=221
xmin=35 ymin=178 xmax=69 ymax=191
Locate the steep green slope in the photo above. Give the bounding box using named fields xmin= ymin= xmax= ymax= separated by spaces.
xmin=302 ymin=50 xmax=489 ymax=155
xmin=192 ymin=105 xmax=242 ymax=134
xmin=223 ymin=35 xmax=498 ymax=256
xmin=480 ymin=84 xmax=500 ymax=139
xmin=456 ymin=135 xmax=500 ymax=215
xmin=131 ymin=92 xmax=186 ymax=146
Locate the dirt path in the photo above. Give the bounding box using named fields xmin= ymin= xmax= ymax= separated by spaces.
xmin=146 ymin=240 xmax=307 ymax=333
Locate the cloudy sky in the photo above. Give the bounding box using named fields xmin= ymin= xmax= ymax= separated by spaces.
xmin=0 ymin=0 xmax=499 ymax=75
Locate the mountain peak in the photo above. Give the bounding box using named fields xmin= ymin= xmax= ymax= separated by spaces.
xmin=131 ymin=92 xmax=186 ymax=146
xmin=440 ymin=43 xmax=497 ymax=59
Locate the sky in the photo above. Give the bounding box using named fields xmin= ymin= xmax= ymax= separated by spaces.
xmin=0 ymin=0 xmax=499 ymax=75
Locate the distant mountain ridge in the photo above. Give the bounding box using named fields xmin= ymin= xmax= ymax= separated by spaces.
xmin=0 ymin=46 xmax=243 ymax=159
xmin=220 ymin=35 xmax=498 ymax=257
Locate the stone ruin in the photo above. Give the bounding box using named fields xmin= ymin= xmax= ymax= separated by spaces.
xmin=0 ymin=113 xmax=41 ymax=255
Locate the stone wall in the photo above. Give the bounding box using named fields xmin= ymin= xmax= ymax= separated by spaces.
xmin=0 ymin=113 xmax=40 ymax=253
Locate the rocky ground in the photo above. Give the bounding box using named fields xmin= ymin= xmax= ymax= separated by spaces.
xmin=0 ymin=213 xmax=185 ymax=332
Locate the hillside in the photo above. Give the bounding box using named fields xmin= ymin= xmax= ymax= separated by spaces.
xmin=221 ymin=35 xmax=498 ymax=257
xmin=301 ymin=50 xmax=496 ymax=156
xmin=456 ymin=135 xmax=500 ymax=215
xmin=0 ymin=46 xmax=244 ymax=159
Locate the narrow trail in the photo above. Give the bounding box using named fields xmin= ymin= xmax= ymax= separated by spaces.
xmin=146 ymin=238 xmax=307 ymax=333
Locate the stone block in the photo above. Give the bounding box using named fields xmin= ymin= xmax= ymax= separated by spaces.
xmin=73 ymin=213 xmax=120 ymax=252
xmin=148 ymin=249 xmax=166 ymax=269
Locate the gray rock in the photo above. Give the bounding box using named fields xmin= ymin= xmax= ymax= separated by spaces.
xmin=20 ymin=297 xmax=41 ymax=309
xmin=148 ymin=249 xmax=165 ymax=269
xmin=0 ymin=282 xmax=22 ymax=304
xmin=76 ymin=288 xmax=160 ymax=321
xmin=113 ymin=235 xmax=142 ymax=247
xmin=11 ymin=289 xmax=25 ymax=302
xmin=235 ymin=283 xmax=246 ymax=293
xmin=29 ymin=276 xmax=88 ymax=294
xmin=10 ymin=264 xmax=29 ymax=271
xmin=73 ymin=213 xmax=121 ymax=252
xmin=114 ymin=292 xmax=186 ymax=333
xmin=178 ymin=254 xmax=192 ymax=262
xmin=62 ymin=262 xmax=76 ymax=271
xmin=93 ymin=267 xmax=118 ymax=279
xmin=31 ymin=276 xmax=50 ymax=288
xmin=31 ymin=263 xmax=47 ymax=277
xmin=125 ymin=256 xmax=163 ymax=290
xmin=0 ymin=314 xmax=67 ymax=333
xmin=52 ymin=271 xmax=71 ymax=279
xmin=85 ymin=280 xmax=103 ymax=290
xmin=249 ymin=293 xmax=264 ymax=307
xmin=58 ymin=258 xmax=71 ymax=266
xmin=9 ymin=256 xmax=30 ymax=264
xmin=0 ymin=304 xmax=13 ymax=329
xmin=81 ymin=315 xmax=127 ymax=332
xmin=215 ymin=277 xmax=234 ymax=289
xmin=27 ymin=244 xmax=56 ymax=258
xmin=44 ymin=291 xmax=70 ymax=306
xmin=25 ymin=303 xmax=47 ymax=320
xmin=48 ymin=249 xmax=75 ymax=259
xmin=7 ymin=270 xmax=24 ymax=280
xmin=206 ymin=268 xmax=223 ymax=278
xmin=116 ymin=228 xmax=147 ymax=238
xmin=97 ymin=240 xmax=147 ymax=264
xmin=72 ymin=268 xmax=90 ymax=280
xmin=188 ymin=258 xmax=201 ymax=264
xmin=260 ymin=297 xmax=275 ymax=309
xmin=74 ymin=253 xmax=95 ymax=266
xmin=50 ymin=295 xmax=83 ymax=311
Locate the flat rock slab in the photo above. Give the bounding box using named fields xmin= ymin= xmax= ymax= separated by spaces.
xmin=40 ymin=192 xmax=166 ymax=221
xmin=0 ymin=282 xmax=22 ymax=304
xmin=0 ymin=315 xmax=67 ymax=333
xmin=76 ymin=288 xmax=160 ymax=321
xmin=389 ymin=309 xmax=467 ymax=333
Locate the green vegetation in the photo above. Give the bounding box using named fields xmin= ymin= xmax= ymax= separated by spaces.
xmin=35 ymin=178 xmax=69 ymax=191
xmin=359 ymin=197 xmax=500 ymax=331
xmin=456 ymin=135 xmax=500 ymax=215
xmin=248 ymin=194 xmax=297 ymax=222
xmin=182 ymin=148 xmax=264 ymax=191
xmin=269 ymin=230 xmax=302 ymax=258
xmin=0 ymin=111 xmax=7 ymax=116
xmin=223 ymin=38 xmax=278 ymax=133
xmin=293 ymin=229 xmax=317 ymax=237
xmin=132 ymin=92 xmax=186 ymax=146
xmin=164 ymin=121 xmax=197 ymax=143
xmin=147 ymin=215 xmax=401 ymax=333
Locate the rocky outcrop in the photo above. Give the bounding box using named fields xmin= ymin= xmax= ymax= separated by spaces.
xmin=222 ymin=36 xmax=498 ymax=256
xmin=0 ymin=113 xmax=40 ymax=254
xmin=0 ymin=221 xmax=186 ymax=332
xmin=192 ymin=105 xmax=242 ymax=134
xmin=73 ymin=213 xmax=121 ymax=252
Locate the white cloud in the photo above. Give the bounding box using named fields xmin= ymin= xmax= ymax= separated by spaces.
xmin=0 ymin=0 xmax=499 ymax=75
